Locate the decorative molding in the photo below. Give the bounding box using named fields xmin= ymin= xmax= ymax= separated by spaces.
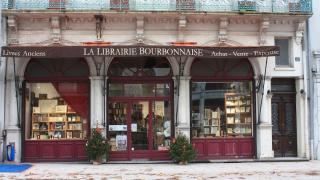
xmin=7 ymin=15 xmax=18 ymax=44
xmin=95 ymin=15 xmax=104 ymax=41
xmin=218 ymin=17 xmax=228 ymax=44
xmin=105 ymin=16 xmax=135 ymax=24
xmin=136 ymin=16 xmax=144 ymax=44
xmin=177 ymin=16 xmax=187 ymax=42
xmin=259 ymin=17 xmax=269 ymax=45
xmin=50 ymin=16 xmax=61 ymax=43
xmin=295 ymin=20 xmax=305 ymax=45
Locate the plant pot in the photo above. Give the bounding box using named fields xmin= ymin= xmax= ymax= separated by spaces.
xmin=179 ymin=161 xmax=188 ymax=165
xmin=92 ymin=156 xmax=102 ymax=165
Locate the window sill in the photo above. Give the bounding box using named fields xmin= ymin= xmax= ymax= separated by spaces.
xmin=274 ymin=67 xmax=295 ymax=71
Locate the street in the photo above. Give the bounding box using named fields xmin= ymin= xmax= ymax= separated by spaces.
xmin=1 ymin=161 xmax=320 ymax=179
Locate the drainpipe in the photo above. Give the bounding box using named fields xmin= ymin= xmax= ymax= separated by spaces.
xmin=306 ymin=18 xmax=314 ymax=160
xmin=302 ymin=20 xmax=310 ymax=159
xmin=2 ymin=59 xmax=7 ymax=162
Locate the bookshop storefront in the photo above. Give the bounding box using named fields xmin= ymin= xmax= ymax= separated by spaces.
xmin=190 ymin=58 xmax=255 ymax=159
xmin=23 ymin=58 xmax=90 ymax=162
xmin=1 ymin=45 xmax=279 ymax=162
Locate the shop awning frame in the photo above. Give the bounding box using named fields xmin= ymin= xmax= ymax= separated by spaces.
xmin=1 ymin=45 xmax=280 ymax=58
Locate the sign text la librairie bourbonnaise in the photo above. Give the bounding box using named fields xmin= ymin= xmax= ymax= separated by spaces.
xmin=1 ymin=46 xmax=280 ymax=58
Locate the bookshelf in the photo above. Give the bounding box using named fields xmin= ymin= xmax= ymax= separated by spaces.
xmin=192 ymin=107 xmax=222 ymax=138
xmin=224 ymin=93 xmax=252 ymax=137
xmin=31 ymin=104 xmax=83 ymax=140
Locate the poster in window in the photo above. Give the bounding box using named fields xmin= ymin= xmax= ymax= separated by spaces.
xmin=116 ymin=135 xmax=127 ymax=151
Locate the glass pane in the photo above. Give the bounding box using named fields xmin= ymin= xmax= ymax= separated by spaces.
xmin=25 ymin=58 xmax=89 ymax=78
xmin=153 ymin=101 xmax=171 ymax=150
xmin=191 ymin=82 xmax=253 ymax=138
xmin=275 ymin=39 xmax=290 ymax=66
xmin=25 ymin=82 xmax=89 ymax=140
xmin=109 ymin=57 xmax=171 ymax=77
xmin=191 ymin=59 xmax=252 ymax=78
xmin=109 ymin=84 xmax=124 ymax=97
xmin=156 ymin=83 xmax=170 ymax=96
xmin=108 ymin=102 xmax=128 ymax=151
xmin=131 ymin=101 xmax=149 ymax=150
xmin=124 ymin=84 xmax=155 ymax=97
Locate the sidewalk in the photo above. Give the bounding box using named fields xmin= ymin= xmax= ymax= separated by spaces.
xmin=1 ymin=161 xmax=320 ymax=180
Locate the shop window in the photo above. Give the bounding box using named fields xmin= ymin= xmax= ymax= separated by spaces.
xmin=24 ymin=59 xmax=89 ymax=140
xmin=109 ymin=83 xmax=170 ymax=97
xmin=191 ymin=58 xmax=253 ymax=139
xmin=191 ymin=82 xmax=253 ymax=138
xmin=25 ymin=58 xmax=89 ymax=78
xmin=152 ymin=101 xmax=171 ymax=150
xmin=191 ymin=58 xmax=253 ymax=79
xmin=275 ymin=38 xmax=291 ymax=67
xmin=25 ymin=83 xmax=89 ymax=140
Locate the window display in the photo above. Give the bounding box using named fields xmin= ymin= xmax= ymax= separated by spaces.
xmin=25 ymin=83 xmax=89 ymax=140
xmin=191 ymin=82 xmax=253 ymax=138
xmin=108 ymin=102 xmax=128 ymax=151
xmin=153 ymin=101 xmax=171 ymax=151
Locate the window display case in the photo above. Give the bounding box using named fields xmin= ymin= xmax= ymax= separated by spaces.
xmin=31 ymin=103 xmax=84 ymax=140
xmin=224 ymin=93 xmax=252 ymax=137
xmin=25 ymin=83 xmax=88 ymax=141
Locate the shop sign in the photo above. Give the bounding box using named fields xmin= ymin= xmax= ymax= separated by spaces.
xmin=109 ymin=125 xmax=127 ymax=131
xmin=1 ymin=45 xmax=280 ymax=58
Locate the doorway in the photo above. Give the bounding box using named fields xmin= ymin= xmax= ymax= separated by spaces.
xmin=107 ymin=56 xmax=173 ymax=160
xmin=108 ymin=100 xmax=172 ymax=160
xmin=271 ymin=79 xmax=297 ymax=157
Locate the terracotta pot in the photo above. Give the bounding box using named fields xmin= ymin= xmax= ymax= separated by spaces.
xmin=179 ymin=161 xmax=188 ymax=165
xmin=92 ymin=156 xmax=102 ymax=165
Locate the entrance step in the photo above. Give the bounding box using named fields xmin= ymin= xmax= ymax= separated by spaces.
xmin=207 ymin=157 xmax=308 ymax=163
xmin=108 ymin=160 xmax=173 ymax=164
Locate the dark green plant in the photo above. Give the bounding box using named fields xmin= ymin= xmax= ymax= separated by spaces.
xmin=86 ymin=129 xmax=109 ymax=161
xmin=169 ymin=134 xmax=196 ymax=164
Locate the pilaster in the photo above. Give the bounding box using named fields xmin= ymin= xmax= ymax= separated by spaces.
xmin=256 ymin=78 xmax=274 ymax=159
xmin=175 ymin=76 xmax=191 ymax=139
xmin=89 ymin=76 xmax=106 ymax=132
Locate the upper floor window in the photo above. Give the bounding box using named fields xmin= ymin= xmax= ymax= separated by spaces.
xmin=275 ymin=38 xmax=291 ymax=67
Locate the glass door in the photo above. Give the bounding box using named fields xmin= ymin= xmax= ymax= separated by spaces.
xmin=152 ymin=100 xmax=172 ymax=151
xmin=108 ymin=102 xmax=128 ymax=152
xmin=130 ymin=101 xmax=150 ymax=151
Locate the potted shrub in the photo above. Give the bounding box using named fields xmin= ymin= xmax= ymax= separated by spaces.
xmin=86 ymin=128 xmax=109 ymax=165
xmin=169 ymin=134 xmax=196 ymax=165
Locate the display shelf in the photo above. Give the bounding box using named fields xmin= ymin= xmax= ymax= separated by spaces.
xmin=225 ymin=93 xmax=252 ymax=137
xmin=191 ymin=106 xmax=222 ymax=138
xmin=31 ymin=104 xmax=83 ymax=140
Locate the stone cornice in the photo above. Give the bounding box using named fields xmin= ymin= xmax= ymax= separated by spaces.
xmin=5 ymin=11 xmax=310 ymax=23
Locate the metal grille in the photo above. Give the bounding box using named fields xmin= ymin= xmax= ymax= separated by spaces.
xmin=1 ymin=0 xmax=312 ymax=14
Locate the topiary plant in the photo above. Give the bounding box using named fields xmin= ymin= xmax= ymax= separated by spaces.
xmin=169 ymin=134 xmax=196 ymax=164
xmin=86 ymin=128 xmax=109 ymax=164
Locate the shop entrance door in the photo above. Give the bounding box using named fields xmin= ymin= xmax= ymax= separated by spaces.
xmin=108 ymin=100 xmax=171 ymax=160
xmin=271 ymin=79 xmax=297 ymax=157
xmin=130 ymin=101 xmax=151 ymax=159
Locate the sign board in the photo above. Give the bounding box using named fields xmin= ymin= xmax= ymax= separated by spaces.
xmin=109 ymin=125 xmax=127 ymax=131
xmin=1 ymin=45 xmax=280 ymax=58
